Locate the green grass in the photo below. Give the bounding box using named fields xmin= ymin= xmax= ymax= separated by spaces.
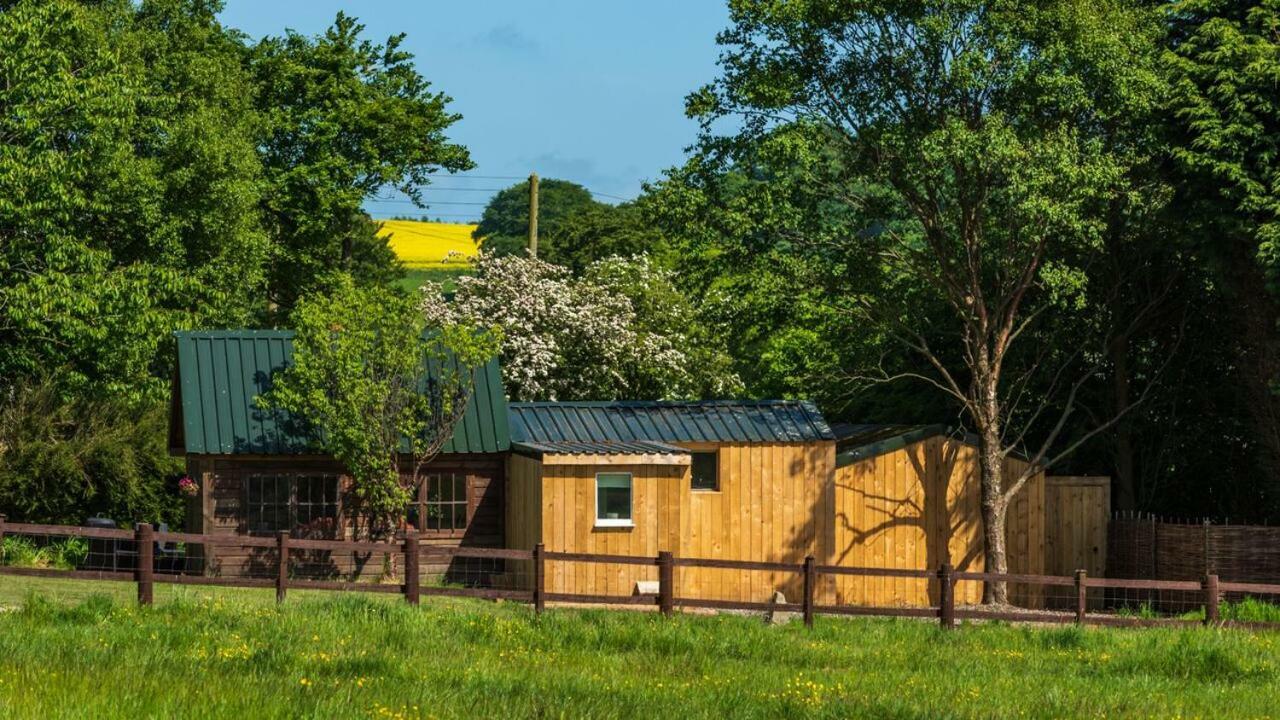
xmin=1 ymin=577 xmax=1279 ymax=718
xmin=397 ymin=267 xmax=471 ymax=293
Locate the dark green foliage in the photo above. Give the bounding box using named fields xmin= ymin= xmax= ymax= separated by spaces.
xmin=0 ymin=2 xmax=472 ymax=524
xmin=475 ymin=178 xmax=603 ymax=257
xmin=542 ymin=202 xmax=671 ymax=274
xmin=251 ymin=12 xmax=473 ymax=315
xmin=0 ymin=379 xmax=184 ymax=527
xmin=0 ymin=0 xmax=267 ymax=402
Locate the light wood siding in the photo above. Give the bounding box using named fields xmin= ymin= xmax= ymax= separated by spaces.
xmin=506 ymin=436 xmax=1048 ymax=609
xmin=833 ymin=437 xmax=1045 ymax=607
xmin=677 ymin=443 xmax=835 ymax=603
xmin=531 ymin=463 xmax=686 ymax=596
xmin=1044 ymin=476 xmax=1109 ymax=608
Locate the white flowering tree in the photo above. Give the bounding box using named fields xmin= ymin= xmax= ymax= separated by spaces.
xmin=422 ymin=253 xmax=740 ymax=401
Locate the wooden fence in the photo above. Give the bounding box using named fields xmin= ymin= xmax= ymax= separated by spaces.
xmin=1 ymin=517 xmax=1277 ymax=631
xmin=1109 ymin=514 xmax=1280 ymax=610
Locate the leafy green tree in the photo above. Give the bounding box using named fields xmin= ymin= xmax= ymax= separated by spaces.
xmin=694 ymin=0 xmax=1166 ymax=601
xmin=474 ymin=178 xmax=602 ymax=257
xmin=423 ymin=253 xmax=741 ymax=401
xmin=0 ymin=377 xmax=184 ymax=526
xmin=543 ymin=202 xmax=671 ymax=274
xmin=649 ymin=122 xmax=945 ymax=418
xmin=251 ymin=12 xmax=473 ymax=316
xmin=262 ymin=277 xmax=499 ymax=534
xmin=1161 ymin=0 xmax=1280 ymax=511
xmin=0 ymin=0 xmax=267 ymax=401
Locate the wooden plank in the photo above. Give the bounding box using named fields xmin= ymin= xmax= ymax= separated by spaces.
xmin=0 ymin=567 xmax=134 ymax=582
xmin=538 ymin=453 xmax=689 ymax=466
xmin=5 ymin=522 xmax=132 ymax=540
xmin=544 ymin=592 xmax=657 ymax=606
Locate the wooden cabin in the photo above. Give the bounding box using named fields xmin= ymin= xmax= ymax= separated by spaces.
xmin=170 ymin=330 xmax=1046 ymax=606
xmin=506 ymin=412 xmax=1045 ymax=607
xmin=170 ymin=330 xmax=511 ymax=579
xmin=505 ymin=401 xmax=837 ymax=603
xmin=831 ymin=425 xmax=1045 ymax=607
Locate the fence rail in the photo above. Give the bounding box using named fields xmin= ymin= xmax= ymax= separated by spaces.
xmin=2 ymin=516 xmax=1279 ymax=631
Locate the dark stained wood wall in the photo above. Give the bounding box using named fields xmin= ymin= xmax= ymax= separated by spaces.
xmin=187 ymin=453 xmax=505 ymax=580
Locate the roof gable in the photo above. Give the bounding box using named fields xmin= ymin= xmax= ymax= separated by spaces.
xmin=171 ymin=330 xmax=509 ymax=456
xmin=509 ymin=400 xmax=835 ymax=445
xmin=832 ymin=423 xmax=1032 ymax=467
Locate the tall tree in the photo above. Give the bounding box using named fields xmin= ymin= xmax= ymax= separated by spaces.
xmin=1164 ymin=0 xmax=1280 ymax=513
xmin=251 ymin=12 xmax=472 ymax=316
xmin=422 ymin=253 xmax=741 ymax=401
xmin=0 ymin=0 xmax=266 ymax=401
xmin=474 ymin=178 xmax=602 ymax=258
xmin=693 ymin=0 xmax=1166 ymax=601
xmin=262 ymin=276 xmax=499 ymax=535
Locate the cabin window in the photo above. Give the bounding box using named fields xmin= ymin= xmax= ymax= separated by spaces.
xmin=409 ymin=473 xmax=469 ymax=533
xmin=595 ymin=473 xmax=633 ymax=527
xmin=691 ymin=451 xmax=719 ymax=491
xmin=245 ymin=474 xmax=338 ymax=535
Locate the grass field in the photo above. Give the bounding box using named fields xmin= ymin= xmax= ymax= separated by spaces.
xmin=397 ymin=266 xmax=472 ymax=293
xmin=1 ymin=577 xmax=1278 ymax=719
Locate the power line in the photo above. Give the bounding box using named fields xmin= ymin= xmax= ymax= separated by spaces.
xmin=366 ymin=199 xmax=489 ymax=206
xmin=442 ymin=173 xmax=524 ymax=180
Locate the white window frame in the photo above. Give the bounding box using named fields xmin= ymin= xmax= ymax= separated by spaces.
xmin=594 ymin=472 xmax=634 ymax=528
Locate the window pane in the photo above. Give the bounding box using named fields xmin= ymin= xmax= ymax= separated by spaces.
xmin=452 ymin=503 xmax=466 ymax=530
xmin=691 ymin=452 xmax=718 ymax=491
xmin=597 ymin=474 xmax=632 ymax=521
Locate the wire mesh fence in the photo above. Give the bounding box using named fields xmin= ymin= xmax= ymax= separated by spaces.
xmin=3 ymin=517 xmax=1280 ymax=632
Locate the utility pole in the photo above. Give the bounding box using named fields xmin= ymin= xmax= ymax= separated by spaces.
xmin=528 ymin=172 xmax=539 ymax=258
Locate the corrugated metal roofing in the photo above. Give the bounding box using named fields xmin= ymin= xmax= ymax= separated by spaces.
xmin=172 ymin=330 xmax=510 ymax=455
xmin=511 ymin=440 xmax=690 ymax=458
xmin=509 ymin=401 xmax=835 ymax=445
xmin=832 ymin=424 xmax=946 ymax=467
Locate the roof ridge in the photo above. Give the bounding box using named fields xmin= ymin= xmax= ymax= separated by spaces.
xmin=509 ymin=399 xmax=818 ymax=408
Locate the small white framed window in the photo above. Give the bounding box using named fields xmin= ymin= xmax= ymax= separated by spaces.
xmin=595 ymin=472 xmax=633 ymax=527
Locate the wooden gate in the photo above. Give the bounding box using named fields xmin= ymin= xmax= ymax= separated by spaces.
xmin=1044 ymin=476 xmax=1109 ymax=608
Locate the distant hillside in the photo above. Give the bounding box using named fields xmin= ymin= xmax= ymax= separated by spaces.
xmin=376 ymin=220 xmax=479 ymax=268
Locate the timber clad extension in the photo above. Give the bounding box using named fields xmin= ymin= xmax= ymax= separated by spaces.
xmin=506 ymin=401 xmax=840 ymax=603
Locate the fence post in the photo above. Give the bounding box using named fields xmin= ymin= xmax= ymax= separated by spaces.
xmin=276 ymin=531 xmax=289 ymax=604
xmin=802 ymin=556 xmax=815 ymax=628
xmin=532 ymin=543 xmax=545 ymax=614
xmin=0 ymin=515 xmax=6 ymax=563
xmin=1203 ymin=573 xmax=1219 ymax=626
xmin=403 ymin=530 xmax=420 ymax=606
xmin=1075 ymin=569 xmax=1088 ymax=625
xmin=938 ymin=562 xmax=954 ymax=629
xmin=658 ymin=551 xmax=675 ymax=616
xmin=136 ymin=523 xmax=154 ymax=606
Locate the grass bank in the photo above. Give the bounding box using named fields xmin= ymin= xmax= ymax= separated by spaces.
xmin=0 ymin=578 xmax=1277 ymax=718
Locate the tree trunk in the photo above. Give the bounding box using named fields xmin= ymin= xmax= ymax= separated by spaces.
xmin=978 ymin=425 xmax=1009 ymax=605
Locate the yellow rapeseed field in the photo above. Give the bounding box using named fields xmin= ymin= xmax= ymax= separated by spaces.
xmin=376 ymin=220 xmax=479 ymax=268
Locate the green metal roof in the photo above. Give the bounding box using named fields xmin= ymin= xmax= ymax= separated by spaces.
xmin=831 ymin=424 xmax=948 ymax=467
xmin=171 ymin=330 xmax=510 ymax=456
xmin=509 ymin=400 xmax=835 ymax=445
xmin=831 ymin=423 xmax=1030 ymax=467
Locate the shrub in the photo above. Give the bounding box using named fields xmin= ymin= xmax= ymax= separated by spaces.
xmin=1 ymin=536 xmax=89 ymax=570
xmin=0 ymin=378 xmax=184 ymax=526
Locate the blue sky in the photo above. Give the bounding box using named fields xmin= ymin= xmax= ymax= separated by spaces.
xmin=219 ymin=1 xmax=730 ymax=222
